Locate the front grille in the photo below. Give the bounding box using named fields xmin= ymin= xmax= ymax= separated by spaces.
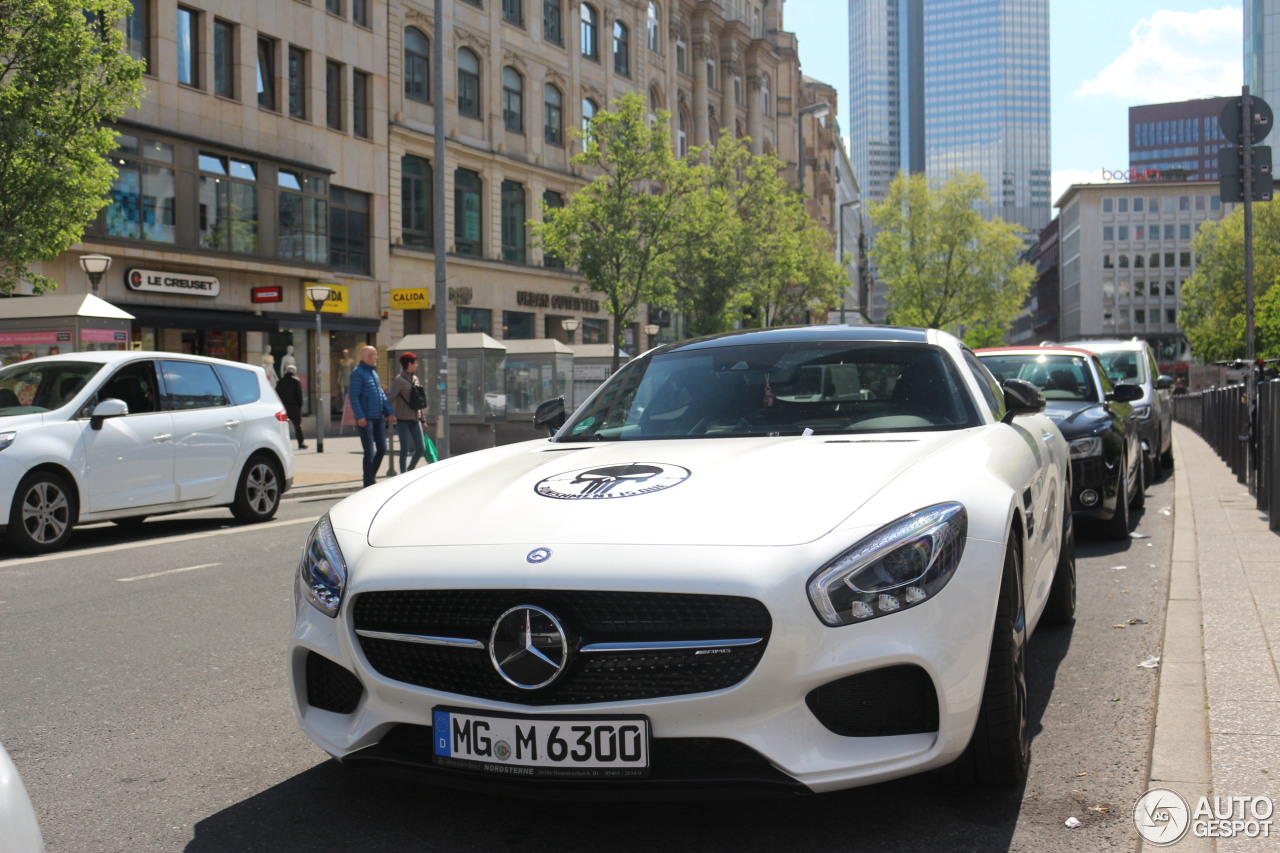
xmin=805 ymin=665 xmax=939 ymax=736
xmin=352 ymin=590 xmax=772 ymax=705
xmin=306 ymin=651 xmax=364 ymax=713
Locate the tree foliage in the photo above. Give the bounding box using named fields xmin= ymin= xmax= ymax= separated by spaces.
xmin=867 ymin=172 xmax=1033 ymax=338
xmin=1180 ymin=201 xmax=1280 ymax=361
xmin=0 ymin=0 xmax=145 ymax=295
xmin=532 ymin=92 xmax=694 ymax=371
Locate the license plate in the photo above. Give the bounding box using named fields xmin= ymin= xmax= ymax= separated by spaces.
xmin=432 ymin=707 xmax=650 ymax=778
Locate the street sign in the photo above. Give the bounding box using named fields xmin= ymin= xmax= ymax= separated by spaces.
xmin=1220 ymin=96 xmax=1273 ymax=144
xmin=1218 ymin=145 xmax=1274 ymax=203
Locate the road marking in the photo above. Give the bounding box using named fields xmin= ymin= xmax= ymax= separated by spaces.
xmin=0 ymin=516 xmax=315 ymax=570
xmin=117 ymin=562 xmax=222 ymax=582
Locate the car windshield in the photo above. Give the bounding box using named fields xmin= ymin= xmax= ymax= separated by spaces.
xmin=557 ymin=341 xmax=978 ymax=441
xmin=1093 ymin=349 xmax=1147 ymax=386
xmin=979 ymin=353 xmax=1099 ymax=403
xmin=0 ymin=361 xmax=104 ymax=417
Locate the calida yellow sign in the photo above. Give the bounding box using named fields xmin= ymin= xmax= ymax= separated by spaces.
xmin=303 ymin=282 xmax=348 ymax=313
xmin=390 ymin=287 xmax=431 ymax=310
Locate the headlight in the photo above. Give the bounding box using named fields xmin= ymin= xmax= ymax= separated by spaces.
xmin=1069 ymin=436 xmax=1103 ymax=459
xmin=808 ymin=503 xmax=967 ymax=627
xmin=1132 ymin=404 xmax=1151 ymax=420
xmin=0 ymin=431 xmax=14 ymax=452
xmin=297 ymin=514 xmax=348 ymax=617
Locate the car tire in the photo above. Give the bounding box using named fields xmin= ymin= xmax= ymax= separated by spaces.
xmin=1043 ymin=509 xmax=1076 ymax=626
xmin=959 ymin=538 xmax=1030 ymax=785
xmin=1161 ymin=441 xmax=1174 ymax=471
xmin=1131 ymin=451 xmax=1146 ymax=511
xmin=231 ymin=454 xmax=282 ymax=523
xmin=6 ymin=471 xmax=76 ymax=554
xmin=1104 ymin=467 xmax=1132 ymax=540
xmin=1142 ymin=448 xmax=1156 ymax=487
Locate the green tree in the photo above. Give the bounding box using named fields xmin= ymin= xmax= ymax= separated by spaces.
xmin=741 ymin=188 xmax=844 ymax=327
xmin=1180 ymin=201 xmax=1280 ymax=361
xmin=0 ymin=0 xmax=144 ymax=295
xmin=867 ymin=172 xmax=1033 ymax=338
xmin=533 ymin=92 xmax=694 ymax=371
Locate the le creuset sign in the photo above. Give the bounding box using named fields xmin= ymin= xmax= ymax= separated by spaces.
xmin=126 ymin=268 xmax=221 ymax=297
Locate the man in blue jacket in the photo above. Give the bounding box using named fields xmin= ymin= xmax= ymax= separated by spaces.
xmin=348 ymin=345 xmax=397 ymax=487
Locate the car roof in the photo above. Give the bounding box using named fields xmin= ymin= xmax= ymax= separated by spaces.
xmin=1061 ymin=339 xmax=1150 ymax=352
xmin=975 ymin=346 xmax=1097 ymax=358
xmin=659 ymin=325 xmax=936 ymax=355
xmin=2 ymin=350 xmax=258 ymax=370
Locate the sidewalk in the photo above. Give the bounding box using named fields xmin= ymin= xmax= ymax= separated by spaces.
xmin=1144 ymin=422 xmax=1280 ymax=851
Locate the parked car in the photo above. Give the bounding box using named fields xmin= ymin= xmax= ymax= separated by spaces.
xmin=0 ymin=742 xmax=44 ymax=853
xmin=290 ymin=326 xmax=1074 ymax=796
xmin=977 ymin=345 xmax=1145 ymax=539
xmin=1062 ymin=338 xmax=1175 ymax=481
xmin=0 ymin=351 xmax=293 ymax=554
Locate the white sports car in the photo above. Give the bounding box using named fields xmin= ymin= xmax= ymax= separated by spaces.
xmin=289 ymin=326 xmax=1073 ymax=796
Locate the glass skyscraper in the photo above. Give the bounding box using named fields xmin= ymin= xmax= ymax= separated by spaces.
xmin=848 ymin=0 xmax=1051 ymax=237
xmin=1246 ymin=0 xmax=1280 ymax=106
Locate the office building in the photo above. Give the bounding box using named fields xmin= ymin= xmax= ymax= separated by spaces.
xmin=1129 ymin=97 xmax=1234 ymax=182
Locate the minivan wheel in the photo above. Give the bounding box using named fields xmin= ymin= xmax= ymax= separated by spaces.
xmin=231 ymin=455 xmax=282 ymax=523
xmin=6 ymin=471 xmax=76 ymax=554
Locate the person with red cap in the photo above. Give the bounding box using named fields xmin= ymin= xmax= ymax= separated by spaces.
xmin=389 ymin=351 xmax=431 ymax=471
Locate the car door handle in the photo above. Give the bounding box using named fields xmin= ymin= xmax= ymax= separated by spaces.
xmin=224 ymin=419 xmax=241 ymax=429
xmin=153 ymin=434 xmax=172 ymax=443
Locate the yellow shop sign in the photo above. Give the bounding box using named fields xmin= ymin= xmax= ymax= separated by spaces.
xmin=303 ymin=282 xmax=348 ymax=313
xmin=390 ymin=287 xmax=431 ymax=310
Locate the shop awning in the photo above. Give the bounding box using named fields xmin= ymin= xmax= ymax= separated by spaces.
xmin=119 ymin=303 xmax=281 ymax=332
xmin=264 ymin=311 xmax=382 ymax=333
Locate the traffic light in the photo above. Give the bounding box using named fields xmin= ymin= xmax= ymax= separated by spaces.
xmin=1219 ymin=95 xmax=1274 ymax=203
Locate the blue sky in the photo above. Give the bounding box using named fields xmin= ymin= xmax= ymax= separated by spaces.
xmin=786 ymin=1 xmax=1242 ymax=204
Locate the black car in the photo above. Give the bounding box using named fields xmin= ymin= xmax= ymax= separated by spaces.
xmin=977 ymin=346 xmax=1144 ymax=539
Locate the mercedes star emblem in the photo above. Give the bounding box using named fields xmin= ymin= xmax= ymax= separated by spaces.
xmin=489 ymin=605 xmax=568 ymax=689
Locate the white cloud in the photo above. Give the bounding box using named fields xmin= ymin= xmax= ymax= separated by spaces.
xmin=1052 ymin=168 xmax=1101 ymax=205
xmin=1075 ymin=7 xmax=1242 ymax=102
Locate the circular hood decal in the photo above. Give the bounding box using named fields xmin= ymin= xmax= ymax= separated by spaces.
xmin=535 ymin=463 xmax=691 ymax=500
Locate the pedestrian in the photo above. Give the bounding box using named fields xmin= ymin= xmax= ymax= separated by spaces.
xmin=348 ymin=344 xmax=396 ymax=487
xmin=276 ymin=364 xmax=307 ymax=449
xmin=389 ymin=352 xmax=429 ymax=472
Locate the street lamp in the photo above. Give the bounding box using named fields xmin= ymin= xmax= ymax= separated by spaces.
xmin=305 ymin=284 xmax=331 ymax=453
xmin=561 ymin=317 xmax=580 ymax=344
xmin=79 ymin=254 xmax=112 ymax=297
xmin=644 ymin=323 xmax=660 ymax=349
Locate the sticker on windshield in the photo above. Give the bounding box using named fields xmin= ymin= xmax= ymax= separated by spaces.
xmin=535 ymin=463 xmax=691 ymax=500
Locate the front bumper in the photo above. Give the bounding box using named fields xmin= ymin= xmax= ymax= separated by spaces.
xmin=1070 ymin=456 xmax=1122 ymax=520
xmin=287 ymin=536 xmax=1006 ymax=796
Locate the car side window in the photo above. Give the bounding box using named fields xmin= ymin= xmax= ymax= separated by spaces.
xmin=961 ymin=350 xmax=1004 ymax=420
xmin=216 ymin=364 xmax=262 ymax=405
xmin=100 ymin=361 xmax=160 ymax=415
xmin=161 ymin=360 xmax=229 ymax=410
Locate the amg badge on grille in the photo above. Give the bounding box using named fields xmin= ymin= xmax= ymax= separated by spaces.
xmin=534 ymin=463 xmax=690 ymax=500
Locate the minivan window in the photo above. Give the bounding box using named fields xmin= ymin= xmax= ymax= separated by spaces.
xmin=161 ymin=360 xmax=229 ymax=409
xmin=100 ymin=362 xmax=160 ymax=414
xmin=0 ymin=361 xmax=103 ymax=415
xmin=216 ymin=363 xmax=262 ymax=405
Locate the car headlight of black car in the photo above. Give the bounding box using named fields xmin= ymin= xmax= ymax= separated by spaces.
xmin=298 ymin=514 xmax=348 ymax=617
xmin=1068 ymin=436 xmax=1104 ymax=459
xmin=808 ymin=503 xmax=967 ymax=627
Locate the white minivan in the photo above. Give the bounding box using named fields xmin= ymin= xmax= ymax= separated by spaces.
xmin=0 ymin=351 xmax=294 ymax=554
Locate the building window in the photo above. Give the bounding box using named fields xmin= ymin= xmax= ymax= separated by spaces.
xmin=503 ymin=0 xmax=523 ymax=25
xmin=198 ymin=153 xmax=259 ymax=254
xmin=326 ymin=0 xmax=342 ymax=15
xmin=458 ymin=48 xmax=481 ymax=118
xmin=288 ymin=47 xmax=307 ymax=119
xmin=405 ymin=28 xmax=430 ymax=103
xmin=1103 ymin=225 xmax=1113 ymax=242
xmin=503 ymin=311 xmax=535 ymax=339
xmin=706 ymin=47 xmax=717 ymax=90
xmin=582 ymin=97 xmax=597 ymax=134
xmin=761 ymin=73 xmax=771 ymax=116
xmin=330 ymin=187 xmax=369 ymax=273
xmin=454 ymin=168 xmax=483 ymax=256
xmin=544 ymin=1 xmax=562 ymax=44
xmin=647 ymin=2 xmax=660 ymax=52
xmin=501 ymin=180 xmax=527 ymax=263
xmin=613 ymin=21 xmax=629 ymax=76
xmin=1180 ymin=223 xmax=1192 ymax=239
xmin=1134 ymin=197 xmax=1145 ymax=212
xmin=326 ymin=60 xmax=343 ymax=129
xmin=177 ymin=7 xmax=199 ymax=87
xmin=213 ymin=20 xmax=235 ymax=98
xmin=1117 ymin=197 xmax=1129 ymax=213
xmin=352 ymin=69 xmax=370 ymax=138
xmin=544 ymin=84 xmax=563 ymax=145
xmin=1118 ymin=225 xmax=1129 ymax=241
xmin=401 ymin=155 xmax=432 ymax=249
xmin=278 ymin=170 xmax=328 ymax=263
xmin=1102 ymin=197 xmax=1113 ymax=213
xmin=582 ymin=317 xmax=607 ymax=343
xmin=125 ymin=0 xmax=151 ymax=69
xmin=105 ymin=135 xmax=176 ymax=243
xmin=257 ymin=37 xmax=278 ymax=111
xmin=580 ymin=4 xmax=598 ymax=60
xmin=502 ymin=66 xmax=524 ymax=133
xmin=457 ymin=307 xmax=493 ymax=334
xmin=675 ymin=32 xmax=687 ymax=73
xmin=542 ymin=190 xmax=564 ymax=268
xmin=353 ymin=0 xmax=368 ymax=27
xmin=734 ymin=75 xmax=743 ymax=105
xmin=677 ymin=107 xmax=688 ymax=157
xmin=1179 ymin=251 xmax=1191 ymax=267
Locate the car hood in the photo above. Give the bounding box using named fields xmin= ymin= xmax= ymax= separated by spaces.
xmin=1042 ymin=401 xmax=1113 ymax=438
xmin=362 ymin=434 xmax=963 ymax=548
xmin=0 ymin=411 xmax=52 ymax=429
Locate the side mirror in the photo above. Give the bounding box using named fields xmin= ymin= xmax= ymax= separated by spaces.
xmin=532 ymin=397 xmax=566 ymax=436
xmin=1000 ymin=378 xmax=1046 ymax=424
xmin=1156 ymin=375 xmax=1175 ymax=390
xmin=90 ymin=398 xmax=129 ymax=430
xmin=1108 ymin=383 xmax=1144 ymax=403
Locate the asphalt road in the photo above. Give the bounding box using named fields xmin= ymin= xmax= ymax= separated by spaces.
xmin=0 ymin=472 xmax=1175 ymax=853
